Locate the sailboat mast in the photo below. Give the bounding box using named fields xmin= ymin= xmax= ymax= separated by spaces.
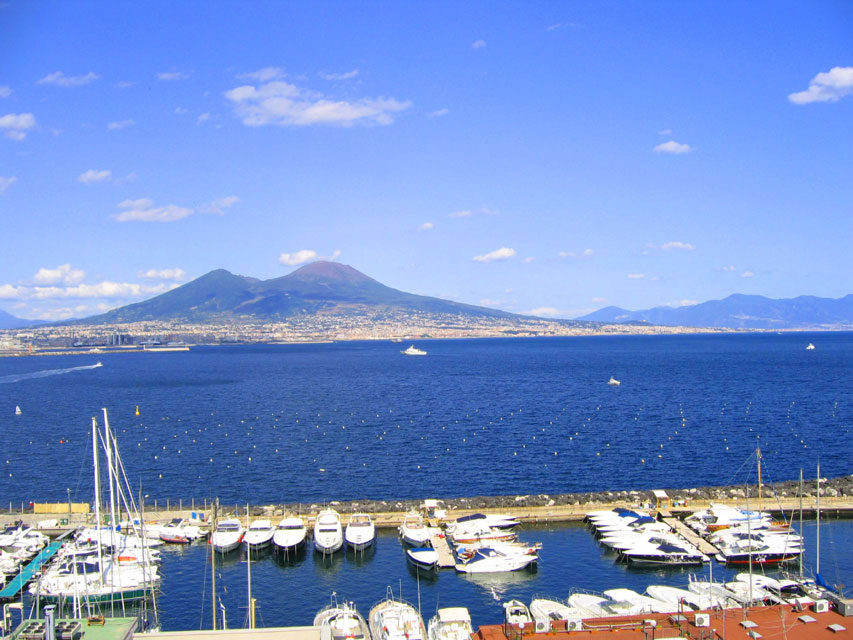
xmin=816 ymin=461 xmax=821 ymax=575
xmin=246 ymin=502 xmax=253 ymax=629
xmin=91 ymin=417 xmax=104 ymax=576
xmin=756 ymin=443 xmax=762 ymax=511
xmin=211 ymin=499 xmax=218 ymax=631
xmin=799 ymin=469 xmax=804 ymax=579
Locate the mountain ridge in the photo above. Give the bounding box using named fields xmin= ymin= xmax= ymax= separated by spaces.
xmin=576 ymin=293 xmax=853 ymax=329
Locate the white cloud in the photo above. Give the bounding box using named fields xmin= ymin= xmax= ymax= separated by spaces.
xmin=659 ymin=241 xmax=695 ymax=251
xmin=678 ymin=299 xmax=698 ymax=306
xmin=471 ymin=40 xmax=487 ymax=50
xmin=196 ymin=112 xmax=211 ymax=125
xmin=197 ymin=195 xmax=238 ymax=215
xmin=523 ymin=257 xmax=536 ymax=263
xmin=545 ymin=22 xmax=581 ymax=31
xmin=789 ymin=66 xmax=853 ymax=104
xmin=225 ymin=79 xmax=411 ymax=127
xmin=473 ymin=247 xmax=515 ymax=263
xmin=654 ymin=140 xmax=691 ymax=154
xmin=114 ymin=198 xmax=193 ymax=222
xmin=740 ymin=270 xmax=754 ymax=278
xmin=657 ymin=128 xmax=672 ymax=135
xmin=592 ymin=297 xmax=607 ymax=304
xmin=78 ymin=169 xmax=111 ymax=184
xmin=627 ymin=273 xmax=645 ymax=279
xmin=525 ymin=306 xmax=562 ymax=317
xmin=450 ymin=207 xmax=498 ymax=218
xmin=37 ymin=71 xmax=99 ymax=87
xmin=0 ymin=176 xmax=17 ymax=193
xmin=114 ymin=81 xmax=135 ymax=89
xmin=716 ymin=265 xmax=736 ymax=272
xmin=33 ymin=264 xmax=85 ymax=285
xmin=0 ymin=86 xmax=11 ymax=98
xmin=138 ymin=268 xmax=186 ymax=281
xmin=450 ymin=210 xmax=472 ymax=218
xmin=320 ymin=69 xmax=359 ymax=81
xmin=107 ymin=119 xmax=135 ymax=130
xmin=559 ymin=248 xmax=593 ymax=259
xmin=157 ymin=71 xmax=190 ymax=81
xmin=417 ymin=222 xmax=434 ymax=232
xmin=238 ymin=67 xmax=285 ymax=82
xmin=174 ymin=107 xmax=189 ymax=115
xmin=0 ymin=112 xmax=36 ymax=140
xmin=428 ymin=108 xmax=449 ymax=118
xmin=279 ymin=250 xmax=318 ymax=266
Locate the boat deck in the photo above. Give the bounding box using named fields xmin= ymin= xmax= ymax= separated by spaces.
xmin=429 ymin=532 xmax=456 ymax=568
xmin=0 ymin=541 xmax=63 ymax=600
xmin=660 ymin=516 xmax=720 ymax=556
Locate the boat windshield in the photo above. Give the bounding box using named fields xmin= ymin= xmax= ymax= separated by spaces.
xmin=218 ymin=523 xmax=240 ymax=531
xmin=169 ymin=518 xmax=183 ymax=525
xmin=278 ymin=524 xmax=304 ymax=530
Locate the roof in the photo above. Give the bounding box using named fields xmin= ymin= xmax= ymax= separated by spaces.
xmin=437 ymin=608 xmax=471 ymax=623
xmin=652 ymin=490 xmax=669 ymax=499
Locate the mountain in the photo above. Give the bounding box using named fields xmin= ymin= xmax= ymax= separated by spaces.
xmin=577 ymin=293 xmax=853 ymax=329
xmin=76 ymin=261 xmax=521 ymax=324
xmin=0 ymin=308 xmax=43 ymax=329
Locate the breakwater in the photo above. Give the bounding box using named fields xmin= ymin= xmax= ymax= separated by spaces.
xmin=6 ymin=475 xmax=853 ymax=529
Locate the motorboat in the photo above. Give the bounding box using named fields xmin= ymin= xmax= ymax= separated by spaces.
xmin=345 ymin=513 xmax=376 ymax=552
xmin=273 ymin=516 xmax=307 ymax=555
xmin=314 ymin=509 xmax=343 ymax=555
xmin=406 ymin=548 xmax=439 ymax=571
xmin=619 ymin=540 xmax=709 ymax=567
xmin=602 ymin=588 xmax=671 ymax=614
xmin=687 ymin=577 xmax=745 ymax=607
xmin=607 ymin=377 xmax=620 ymax=386
xmin=683 ymin=504 xmax=771 ymax=535
xmin=644 ymin=585 xmax=717 ymax=611
xmin=399 ymin=512 xmax=434 ymax=547
xmin=529 ymin=598 xmax=583 ymax=631
xmin=401 ymin=345 xmax=427 ymax=356
xmin=449 ymin=522 xmax=518 ymax=545
xmin=806 ymin=343 xmax=815 ymax=350
xmin=244 ymin=519 xmax=275 ymax=550
xmin=503 ymin=600 xmax=532 ymax=626
xmin=454 ymin=545 xmax=537 ymax=573
xmin=369 ymin=591 xmax=426 ymax=640
xmin=448 ymin=513 xmax=520 ymax=532
xmin=427 ymin=607 xmax=472 ymax=640
xmin=211 ymin=518 xmax=244 ymax=553
xmin=567 ymin=593 xmax=611 ymax=618
xmin=314 ymin=596 xmax=370 ymax=640
xmin=158 ymin=518 xmax=204 ymax=544
xmin=713 ymin=531 xmax=802 ymax=565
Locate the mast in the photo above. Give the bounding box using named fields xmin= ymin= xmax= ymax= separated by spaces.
xmin=211 ymin=499 xmax=218 ymax=631
xmin=816 ymin=461 xmax=821 ymax=575
xmin=246 ymin=502 xmax=253 ymax=629
xmin=91 ymin=417 xmax=104 ymax=585
xmin=102 ymin=408 xmax=119 ymax=605
xmin=756 ymin=441 xmax=762 ymax=511
xmin=799 ymin=469 xmax=804 ymax=579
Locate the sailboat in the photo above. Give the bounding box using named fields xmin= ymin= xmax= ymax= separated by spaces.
xmin=14 ymin=405 xmax=21 ymax=415
xmin=29 ymin=409 xmax=160 ymax=621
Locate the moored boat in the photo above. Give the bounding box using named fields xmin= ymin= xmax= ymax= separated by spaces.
xmin=244 ymin=519 xmax=275 ymax=550
xmin=211 ymin=518 xmax=244 ymax=553
xmin=369 ymin=590 xmax=426 ymax=640
xmin=314 ymin=509 xmax=343 ymax=555
xmin=314 ymin=596 xmax=370 ymax=640
xmin=427 ymin=607 xmax=472 ymax=640
xmin=273 ymin=516 xmax=307 ymax=555
xmin=345 ymin=513 xmax=376 ymax=552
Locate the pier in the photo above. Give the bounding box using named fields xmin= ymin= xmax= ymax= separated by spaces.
xmin=0 ymin=541 xmax=62 ymax=601
xmin=428 ymin=531 xmax=456 ymax=569
xmin=659 ymin=515 xmax=721 ymax=557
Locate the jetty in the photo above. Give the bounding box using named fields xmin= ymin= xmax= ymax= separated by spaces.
xmin=0 ymin=540 xmax=62 ymax=601
xmin=659 ymin=514 xmax=720 ymax=556
xmin=428 ymin=531 xmax=456 ymax=569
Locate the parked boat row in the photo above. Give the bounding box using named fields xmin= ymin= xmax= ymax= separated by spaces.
xmin=0 ymin=523 xmax=50 ymax=587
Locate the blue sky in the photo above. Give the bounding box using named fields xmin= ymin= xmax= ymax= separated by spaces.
xmin=1 ymin=1 xmax=852 ymax=321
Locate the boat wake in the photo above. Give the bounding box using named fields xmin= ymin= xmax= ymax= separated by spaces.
xmin=0 ymin=361 xmax=103 ymax=384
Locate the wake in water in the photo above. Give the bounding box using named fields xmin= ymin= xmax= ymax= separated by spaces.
xmin=0 ymin=361 xmax=103 ymax=384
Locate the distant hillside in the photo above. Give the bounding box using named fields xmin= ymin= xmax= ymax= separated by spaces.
xmin=0 ymin=308 xmax=43 ymax=329
xmin=577 ymin=293 xmax=853 ymax=329
xmin=75 ymin=261 xmax=525 ymax=325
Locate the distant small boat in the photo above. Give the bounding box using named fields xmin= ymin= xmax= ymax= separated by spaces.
xmin=608 ymin=376 xmax=620 ymax=386
xmin=806 ymin=343 xmax=815 ymax=350
xmin=15 ymin=405 xmax=22 ymax=415
xmin=401 ymin=345 xmax=427 ymax=356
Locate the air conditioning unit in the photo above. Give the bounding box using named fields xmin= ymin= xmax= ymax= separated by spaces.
xmin=534 ymin=619 xmax=549 ymax=633
xmin=694 ymin=613 xmax=711 ymax=627
xmin=814 ymin=600 xmax=830 ymax=614
xmin=565 ymin=619 xmax=583 ymax=632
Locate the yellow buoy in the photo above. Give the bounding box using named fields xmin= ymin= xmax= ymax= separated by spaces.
xmin=135 ymin=405 xmax=140 ymax=416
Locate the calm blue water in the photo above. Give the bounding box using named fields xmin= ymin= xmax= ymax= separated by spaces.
xmin=2 ymin=333 xmax=851 ymax=630
xmin=0 ymin=334 xmax=850 ymax=505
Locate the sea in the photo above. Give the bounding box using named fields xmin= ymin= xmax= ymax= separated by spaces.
xmin=1 ymin=333 xmax=851 ymax=629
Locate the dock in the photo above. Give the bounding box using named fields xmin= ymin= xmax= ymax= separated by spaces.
xmin=0 ymin=541 xmax=63 ymax=600
xmin=660 ymin=516 xmax=720 ymax=557
xmin=429 ymin=531 xmax=456 ymax=568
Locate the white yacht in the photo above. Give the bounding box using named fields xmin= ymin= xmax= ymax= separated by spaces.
xmin=345 ymin=513 xmax=376 ymax=552
xmin=427 ymin=608 xmax=472 ymax=640
xmin=401 ymin=345 xmax=427 ymax=356
xmin=369 ymin=592 xmax=426 ymax=640
xmin=273 ymin=516 xmax=307 ymax=555
xmin=211 ymin=518 xmax=244 ymax=553
xmin=529 ymin=598 xmax=583 ymax=631
xmin=406 ymin=547 xmax=439 ymax=571
xmin=314 ymin=509 xmax=343 ymax=555
xmin=314 ymin=597 xmax=370 ymax=640
xmin=645 ymin=585 xmax=716 ymax=611
xmin=806 ymin=343 xmax=815 ymax=350
xmin=607 ymin=376 xmax=620 ymax=386
xmin=502 ymin=600 xmax=532 ymax=626
xmin=399 ymin=512 xmax=434 ymax=547
xmin=244 ymin=519 xmax=275 ymax=550
xmin=453 ymin=545 xmax=537 ymax=573
xmin=158 ymin=518 xmax=204 ymax=544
